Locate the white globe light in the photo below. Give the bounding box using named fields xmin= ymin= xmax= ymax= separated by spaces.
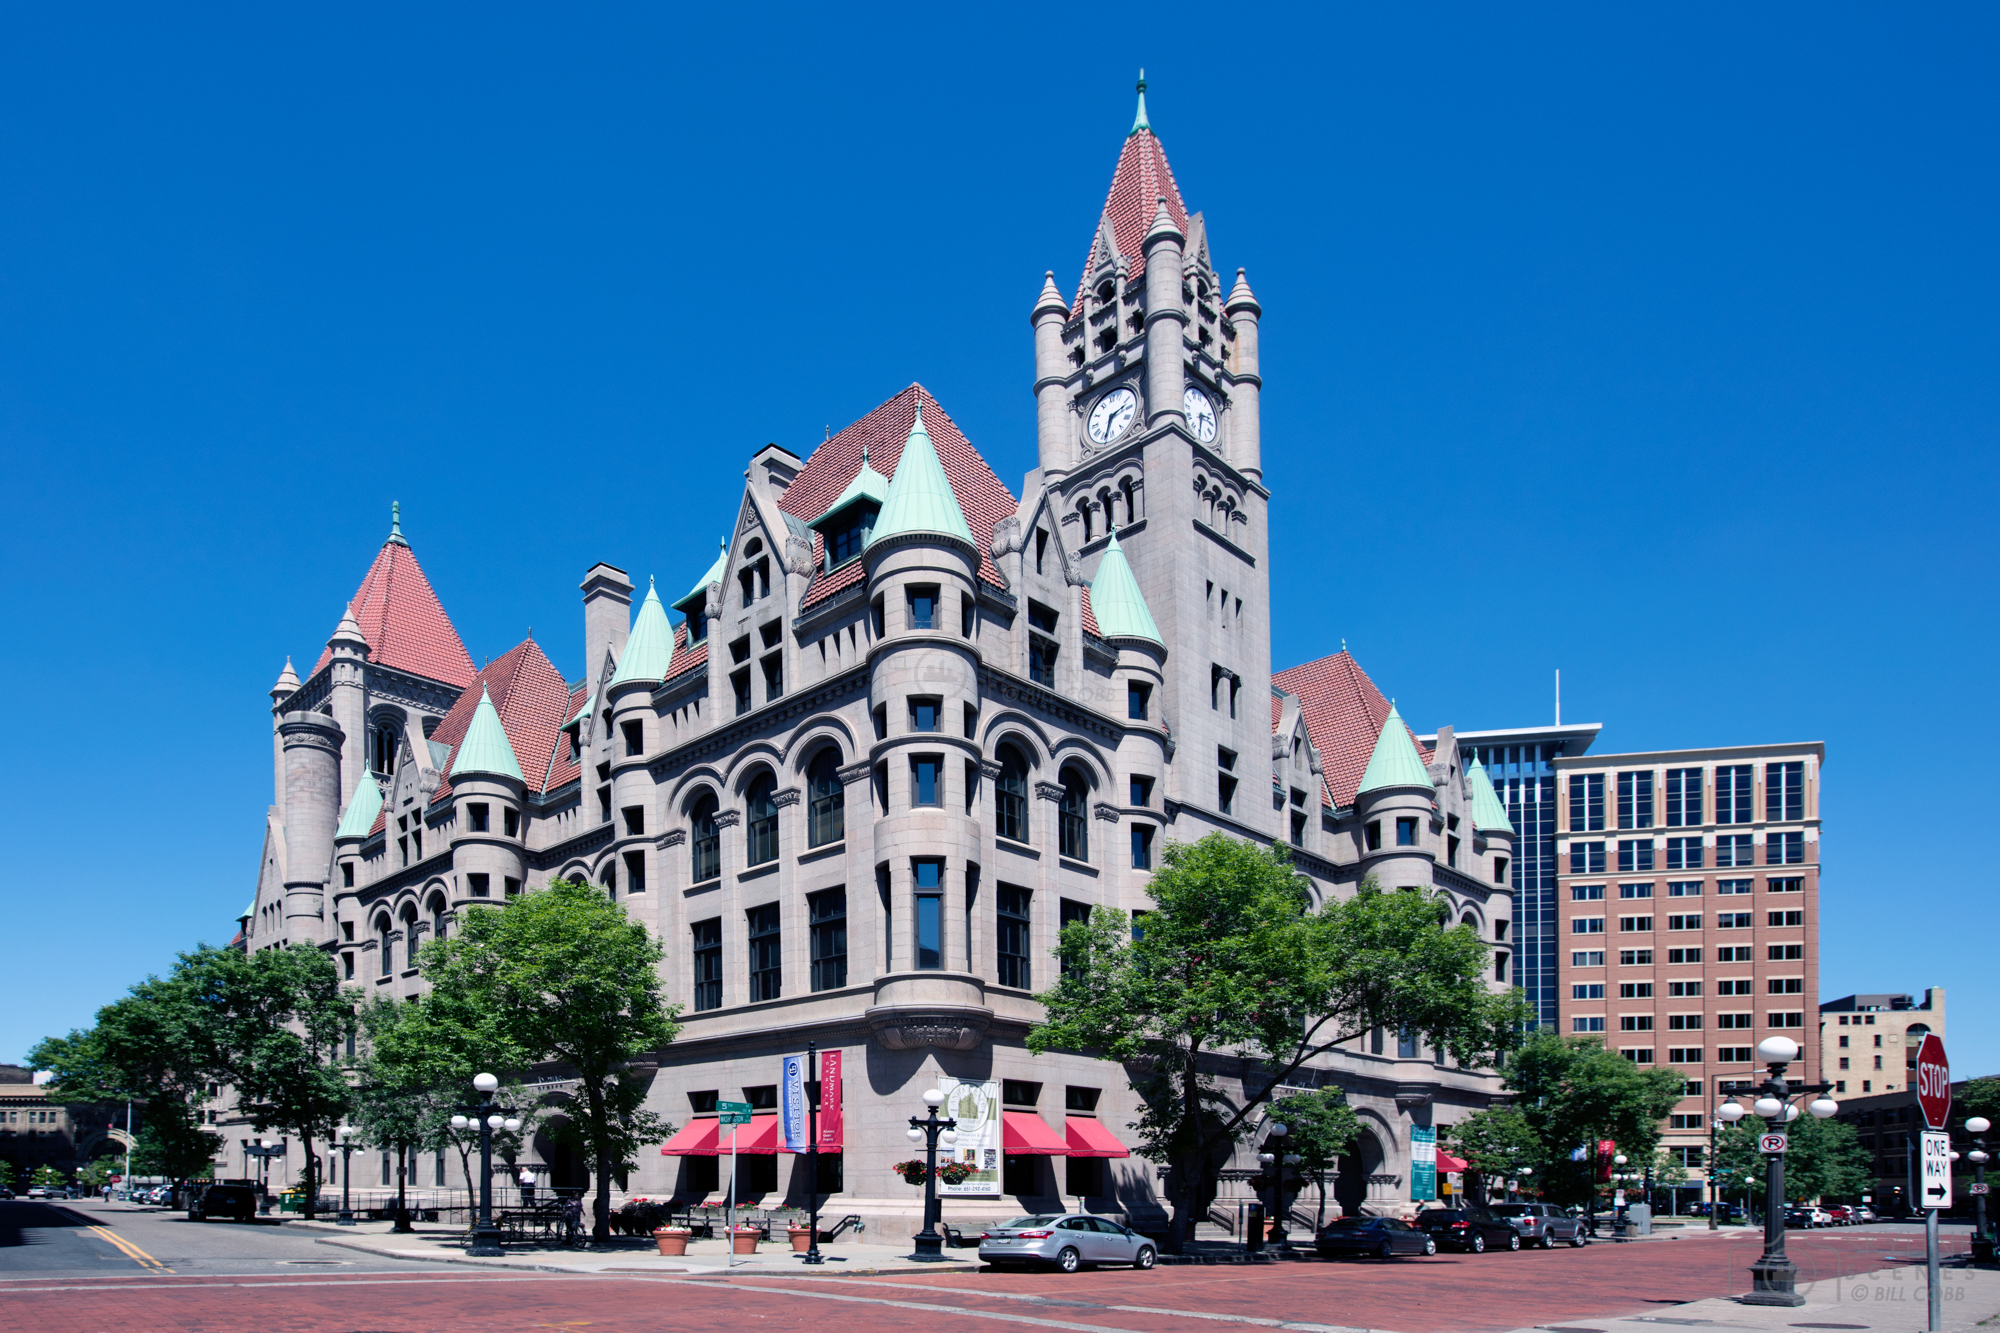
xmin=473 ymin=1072 xmax=500 ymax=1094
xmin=1756 ymin=1036 xmax=1800 ymax=1065
xmin=1269 ymin=1123 xmax=1289 ymax=1138
xmin=1717 ymin=1103 xmax=1746 ymax=1123
xmin=1971 ymin=1118 xmax=1993 ymax=1135
xmin=1258 ymin=1152 xmax=1275 ymax=1165
xmin=1519 ymin=1166 xmax=1533 ymax=1175
xmin=450 ymin=1115 xmax=469 ymax=1130
xmin=922 ymin=1089 xmax=945 ymax=1107
xmin=940 ymin=1130 xmax=958 ymax=1147
xmin=1971 ymin=1150 xmax=1990 ymax=1164
xmin=1613 ymin=1154 xmax=1628 ymax=1166
xmin=487 ymin=1114 xmax=505 ymax=1131
xmin=503 ymin=1118 xmax=522 ymax=1133
xmin=1784 ymin=1104 xmax=1800 ymax=1123
xmin=1952 ymin=1151 xmax=1962 ymax=1161
xmin=1809 ymin=1098 xmax=1838 ymax=1120
xmin=1754 ymin=1097 xmax=1784 ymax=1119
xmin=906 ymin=1127 xmax=923 ymax=1142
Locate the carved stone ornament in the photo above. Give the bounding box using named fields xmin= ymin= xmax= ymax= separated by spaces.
xmin=865 ymin=1004 xmax=992 ymax=1052
xmin=836 ymin=761 xmax=874 ymax=787
xmin=978 ymin=760 xmax=1004 ymax=780
xmin=1092 ymin=801 xmax=1121 ymax=823
xmin=783 ymin=536 xmax=814 ymax=578
xmin=712 ymin=809 xmax=742 ymax=829
xmin=772 ymin=787 xmax=802 ymax=808
xmin=989 ymin=515 xmax=1023 ymax=559
xmin=661 ymin=829 xmax=687 ymax=848
xmin=1034 ymin=781 xmax=1067 ymax=803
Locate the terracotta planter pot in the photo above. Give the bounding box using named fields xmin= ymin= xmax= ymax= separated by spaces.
xmin=787 ymin=1225 xmax=813 ymax=1252
xmin=731 ymin=1228 xmax=761 ymax=1255
xmin=652 ymin=1227 xmax=690 ymax=1257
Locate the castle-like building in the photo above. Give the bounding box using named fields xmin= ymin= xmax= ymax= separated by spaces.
xmin=242 ymin=82 xmax=1521 ymax=1234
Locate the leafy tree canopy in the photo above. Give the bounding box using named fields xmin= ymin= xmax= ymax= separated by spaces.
xmin=1501 ymin=1031 xmax=1684 ymax=1210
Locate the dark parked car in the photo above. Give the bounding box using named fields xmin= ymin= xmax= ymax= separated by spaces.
xmin=1416 ymin=1209 xmax=1522 ymax=1253
xmin=1486 ymin=1202 xmax=1586 ymax=1248
xmin=1315 ymin=1216 xmax=1437 ymax=1259
xmin=189 ymin=1183 xmax=258 ymax=1222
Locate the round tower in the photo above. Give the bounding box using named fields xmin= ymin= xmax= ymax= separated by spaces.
xmin=1352 ymin=706 xmax=1439 ymax=890
xmin=1223 ymin=268 xmax=1262 ymax=481
xmin=1141 ymin=198 xmax=1187 ymax=429
xmin=326 ymin=606 xmax=369 ymax=808
xmin=447 ymin=687 xmax=529 ymax=909
xmin=1031 ymin=272 xmax=1075 ymax=482
xmin=280 ymin=710 xmax=345 ymax=943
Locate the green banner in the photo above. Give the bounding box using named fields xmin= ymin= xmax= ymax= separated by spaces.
xmin=1410 ymin=1126 xmax=1437 ymax=1202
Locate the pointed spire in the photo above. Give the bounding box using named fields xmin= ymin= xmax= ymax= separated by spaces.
xmin=1130 ymin=68 xmax=1150 ymax=136
xmin=328 ymin=604 xmax=368 ymax=653
xmin=1088 ymin=528 xmax=1163 ymax=646
xmin=1144 ymin=195 xmax=1183 ymax=248
xmin=673 ymin=541 xmax=730 ymax=618
xmin=387 ymin=500 xmax=408 ymax=547
xmin=336 ymin=770 xmax=386 ymax=839
xmin=271 ymin=657 xmax=301 ymax=699
xmin=450 ymin=686 xmax=524 ymax=781
xmin=1225 ymin=267 xmax=1261 ymax=317
xmin=812 ymin=436 xmax=889 ymax=534
xmin=1033 ymin=270 xmax=1070 ymax=321
xmin=868 ymin=393 xmax=973 ymax=550
xmin=1467 ymin=757 xmax=1515 ymax=835
xmin=613 ymin=577 xmax=674 ymax=685
xmin=1357 ymin=705 xmax=1433 ymax=796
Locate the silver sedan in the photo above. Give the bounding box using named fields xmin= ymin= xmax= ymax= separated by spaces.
xmin=979 ymin=1213 xmax=1158 ymax=1272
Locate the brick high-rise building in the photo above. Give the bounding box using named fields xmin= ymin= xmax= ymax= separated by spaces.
xmin=1554 ymin=742 xmax=1824 ymax=1207
xmin=1820 ymin=989 xmax=1944 ymax=1099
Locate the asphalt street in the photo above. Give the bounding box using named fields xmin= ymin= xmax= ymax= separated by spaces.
xmin=0 ymin=1197 xmax=470 ymax=1278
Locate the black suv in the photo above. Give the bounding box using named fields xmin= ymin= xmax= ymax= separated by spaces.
xmin=189 ymin=1183 xmax=258 ymax=1222
xmin=1415 ymin=1208 xmax=1523 ymax=1253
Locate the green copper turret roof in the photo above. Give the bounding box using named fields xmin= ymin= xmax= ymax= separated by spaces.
xmin=673 ymin=540 xmax=728 ymax=617
xmin=1467 ymin=757 xmax=1515 ymax=834
xmin=1130 ymin=69 xmax=1150 ymax=135
xmin=336 ymin=772 xmax=386 ymax=839
xmin=867 ymin=403 xmax=973 ymax=550
xmin=1357 ymin=705 xmax=1433 ymax=795
xmin=1088 ymin=529 xmax=1162 ymax=645
xmin=450 ymin=687 xmax=524 ymax=781
xmin=611 ymin=578 xmax=674 ymax=686
xmin=811 ymin=447 xmax=889 ymax=530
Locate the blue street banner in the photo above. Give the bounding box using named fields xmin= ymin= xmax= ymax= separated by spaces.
xmin=780 ymin=1054 xmax=807 ymax=1153
xmin=1410 ymin=1126 xmax=1437 ymax=1202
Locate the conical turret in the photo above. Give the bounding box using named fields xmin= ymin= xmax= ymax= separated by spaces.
xmin=609 ymin=578 xmax=674 ymax=686
xmin=1088 ymin=529 xmax=1162 ymax=645
xmin=1357 ymin=705 xmax=1432 ymax=795
xmin=1467 ymin=757 xmax=1515 ymax=834
xmin=449 ymin=687 xmax=524 ymax=782
xmin=867 ymin=400 xmax=973 ymax=549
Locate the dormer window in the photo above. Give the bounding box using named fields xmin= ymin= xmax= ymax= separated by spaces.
xmin=826 ymin=513 xmax=871 ymax=568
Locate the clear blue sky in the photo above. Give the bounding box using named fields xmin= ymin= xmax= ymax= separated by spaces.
xmin=3 ymin=5 xmax=1993 ymax=1076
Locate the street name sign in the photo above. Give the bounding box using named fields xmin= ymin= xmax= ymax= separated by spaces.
xmin=1916 ymin=1033 xmax=1951 ymax=1130
xmin=718 ymin=1100 xmax=753 ymax=1126
xmin=1760 ymin=1132 xmax=1789 ymax=1154
xmin=1921 ymin=1129 xmax=1953 ymax=1209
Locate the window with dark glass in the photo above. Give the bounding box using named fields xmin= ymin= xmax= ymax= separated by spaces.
xmin=1292 ymin=812 xmax=1307 ymax=848
xmin=1767 ymin=832 xmax=1805 ymax=865
xmin=1366 ymin=820 xmax=1381 ymax=851
xmin=1129 ymin=775 xmax=1152 ymax=807
xmin=809 ymin=888 xmax=846 ymax=992
xmin=1059 ymin=770 xmax=1089 ymax=860
xmin=1396 ymin=817 xmax=1418 ymax=847
xmin=1666 ymin=836 xmax=1702 ymax=870
xmin=468 ymin=803 xmax=489 ymax=832
xmin=1570 ymin=840 xmax=1607 ymax=873
xmin=732 ymin=668 xmax=752 ymax=715
xmin=744 ymin=772 xmax=778 ymax=865
xmin=1617 ymin=771 xmax=1653 ymax=829
xmin=747 ymin=903 xmax=781 ymax=1001
xmin=996 ymin=884 xmax=1031 ymax=989
xmin=909 ymin=697 xmax=940 ymax=732
xmin=622 ymin=720 xmax=644 ymax=757
xmin=996 ymin=746 xmax=1028 ymax=842
xmin=761 ymin=653 xmax=782 ymax=702
xmin=1059 ymin=898 xmax=1091 ymax=979
xmin=914 ymin=859 xmax=944 ymax=970
xmin=1716 ymin=765 xmax=1753 ymax=824
xmin=1132 ymin=824 xmax=1155 ymax=869
xmin=1218 ymin=773 xmax=1237 ymax=814
xmin=690 ymin=795 xmax=721 ymax=882
xmin=1665 ymin=767 xmax=1703 ymax=826
xmin=1618 ymin=839 xmax=1655 ymax=872
xmin=911 ymin=756 xmax=942 ymax=807
xmin=870 ymin=595 xmax=885 ymax=638
xmin=1127 ymin=682 xmax=1150 ymax=720
xmin=690 ymin=920 xmax=723 ymax=1008
xmin=623 ymin=805 xmax=645 ymax=836
xmin=377 ymin=917 xmax=393 ymax=977
xmin=1569 ymin=773 xmax=1605 ymax=831
xmin=807 ymin=751 xmax=844 ymax=847
xmin=907 ymin=585 xmax=938 ymax=631
xmin=623 ymin=850 xmax=645 ymax=894
xmin=1716 ymin=833 xmax=1753 ymax=867
xmin=1028 ymin=601 xmax=1059 ymax=686
xmin=1766 ymin=762 xmax=1804 ymax=821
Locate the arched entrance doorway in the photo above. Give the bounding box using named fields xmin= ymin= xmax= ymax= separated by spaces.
xmin=1334 ymin=1129 xmax=1385 ymax=1217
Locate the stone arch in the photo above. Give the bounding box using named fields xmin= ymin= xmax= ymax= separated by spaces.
xmin=666 ymin=765 xmax=728 ymax=811
xmin=979 ymin=712 xmax=1056 ymax=762
xmin=725 ymin=748 xmax=784 ymax=796
xmin=780 ymin=716 xmax=857 ymax=770
xmin=1335 ymin=1125 xmax=1388 ymax=1218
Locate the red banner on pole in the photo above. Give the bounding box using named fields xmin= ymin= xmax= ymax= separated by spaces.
xmin=818 ymin=1049 xmax=843 ymax=1148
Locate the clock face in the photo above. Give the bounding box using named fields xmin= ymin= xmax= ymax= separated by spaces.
xmin=1087 ymin=387 xmax=1138 ymax=445
xmin=1183 ymin=386 xmax=1218 ymax=442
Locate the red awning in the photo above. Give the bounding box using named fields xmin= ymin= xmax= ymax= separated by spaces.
xmin=1435 ymin=1149 xmax=1469 ymax=1173
xmin=659 ymin=1120 xmax=719 ymax=1156
xmin=1064 ymin=1118 xmax=1131 ymax=1159
xmin=1002 ymin=1111 xmax=1068 ymax=1155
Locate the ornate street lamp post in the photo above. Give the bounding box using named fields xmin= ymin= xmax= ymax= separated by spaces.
xmin=1742 ymin=1036 xmax=1839 ymax=1308
xmin=905 ymin=1088 xmax=958 ymax=1261
xmin=1712 ymin=1101 xmax=1747 ymax=1230
xmin=1257 ymin=1121 xmax=1293 ymax=1251
xmin=1966 ymin=1117 xmax=1992 ymax=1265
xmin=452 ymin=1072 xmax=521 ymax=1258
xmin=336 ymin=1125 xmax=357 ymax=1226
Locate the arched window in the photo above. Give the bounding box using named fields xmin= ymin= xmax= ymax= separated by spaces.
xmin=1460 ymin=912 xmax=1478 ymax=934
xmin=1080 ymin=502 xmax=1094 ymax=544
xmin=376 ymin=915 xmax=393 ymax=977
xmin=400 ymin=904 xmax=419 ymax=964
xmin=807 ymin=751 xmax=844 ymax=847
xmin=1059 ymin=766 xmax=1089 ymax=861
xmin=995 ymin=745 xmax=1029 ymax=844
xmin=1121 ymin=477 xmax=1138 ymax=522
xmin=746 ymin=771 xmax=778 ymax=866
xmin=690 ymin=793 xmax=720 ymax=883
xmin=371 ymin=720 xmax=402 ymax=776
xmin=430 ymin=894 xmax=448 ymax=943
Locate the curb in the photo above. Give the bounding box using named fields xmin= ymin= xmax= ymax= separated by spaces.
xmin=310 ymin=1234 xmax=985 ymax=1277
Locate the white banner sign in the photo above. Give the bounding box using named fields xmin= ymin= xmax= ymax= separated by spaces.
xmin=936 ymin=1079 xmax=1002 ymax=1196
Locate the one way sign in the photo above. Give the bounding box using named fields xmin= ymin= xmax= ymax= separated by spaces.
xmin=1921 ymin=1129 xmax=1954 ymax=1210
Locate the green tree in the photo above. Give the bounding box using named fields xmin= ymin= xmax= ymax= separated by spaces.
xmin=79 ymin=1155 xmax=123 ymax=1193
xmin=0 ymin=1160 xmax=16 ymax=1189
xmin=1271 ymin=1087 xmax=1361 ymax=1230
xmin=31 ymin=1164 xmax=68 ymax=1191
xmin=1443 ymin=1104 xmax=1542 ymax=1209
xmin=1713 ymin=1114 xmax=1872 ymax=1206
xmin=128 ymin=1105 xmax=225 ymax=1189
xmin=1029 ymin=838 xmax=1528 ymax=1252
xmin=420 ymin=880 xmax=679 ymax=1241
xmin=1502 ymin=1031 xmax=1684 ymax=1224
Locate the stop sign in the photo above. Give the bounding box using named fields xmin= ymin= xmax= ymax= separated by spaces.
xmin=1916 ymin=1032 xmax=1951 ymax=1129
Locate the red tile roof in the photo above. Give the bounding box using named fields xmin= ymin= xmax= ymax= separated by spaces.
xmin=1074 ymin=128 xmax=1191 ymax=308
xmin=1272 ymin=650 xmax=1433 ymax=809
xmin=309 ymin=539 xmax=476 ymax=689
xmin=541 ymin=683 xmax=590 ymax=792
xmin=1078 ymin=584 xmax=1101 ymax=639
xmin=665 ymin=620 xmax=709 ymax=682
xmin=779 ymin=385 xmax=1016 ymax=608
xmin=427 ymin=638 xmax=574 ymax=801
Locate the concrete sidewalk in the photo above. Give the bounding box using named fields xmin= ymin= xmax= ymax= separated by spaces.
xmin=286 ymin=1217 xmax=982 ymax=1274
xmin=1509 ymin=1258 xmax=2000 ymax=1333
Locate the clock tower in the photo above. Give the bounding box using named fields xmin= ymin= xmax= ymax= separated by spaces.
xmin=1030 ymin=73 xmax=1274 ymax=839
